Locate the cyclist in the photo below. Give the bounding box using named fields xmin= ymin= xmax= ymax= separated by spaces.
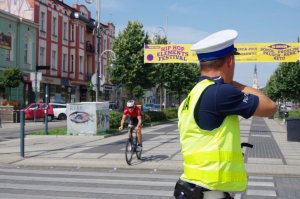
xmin=119 ymin=100 xmax=143 ymax=151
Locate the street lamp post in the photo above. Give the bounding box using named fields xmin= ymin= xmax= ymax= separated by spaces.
xmin=75 ymin=0 xmax=114 ymax=102
xmin=96 ymin=49 xmax=116 ymax=102
xmin=153 ymin=26 xmax=168 ymax=109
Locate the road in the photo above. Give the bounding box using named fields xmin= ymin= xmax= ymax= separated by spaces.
xmin=1 ymin=118 xmax=300 ymax=198
xmin=0 ymin=166 xmax=300 ymax=199
xmin=0 ymin=120 xmax=67 ymax=142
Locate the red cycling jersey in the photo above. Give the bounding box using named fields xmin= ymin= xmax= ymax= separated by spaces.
xmin=123 ymin=106 xmax=141 ymax=118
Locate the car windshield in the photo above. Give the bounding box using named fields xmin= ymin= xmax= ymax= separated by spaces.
xmin=26 ymin=103 xmax=39 ymax=109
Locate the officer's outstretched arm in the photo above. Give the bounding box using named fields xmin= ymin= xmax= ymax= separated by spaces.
xmin=231 ymin=81 xmax=277 ymax=117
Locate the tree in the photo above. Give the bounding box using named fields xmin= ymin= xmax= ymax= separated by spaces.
xmin=109 ymin=21 xmax=152 ymax=99
xmin=165 ymin=63 xmax=199 ymax=104
xmin=0 ymin=67 xmax=23 ymax=88
xmin=265 ymin=62 xmax=300 ymax=103
xmin=264 ymin=74 xmax=281 ymax=101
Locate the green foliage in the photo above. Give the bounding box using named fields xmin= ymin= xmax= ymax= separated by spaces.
xmin=288 ymin=110 xmax=300 ymax=118
xmin=144 ymin=111 xmax=167 ymax=122
xmin=163 ymin=108 xmax=178 ymax=119
xmin=165 ymin=63 xmax=199 ymax=103
xmin=109 ymin=21 xmax=152 ymax=99
xmin=132 ymin=85 xmax=144 ymax=99
xmin=109 ymin=110 xmax=123 ymax=129
xmin=2 ymin=67 xmax=24 ymax=88
xmin=31 ymin=128 xmax=67 ymax=135
xmin=265 ymin=62 xmax=300 ymax=102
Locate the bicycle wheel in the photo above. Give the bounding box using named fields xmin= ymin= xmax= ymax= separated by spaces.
xmin=134 ymin=132 xmax=142 ymax=160
xmin=125 ymin=130 xmax=134 ymax=165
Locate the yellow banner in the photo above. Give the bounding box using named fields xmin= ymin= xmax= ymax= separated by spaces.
xmin=144 ymin=44 xmax=198 ymax=63
xmin=236 ymin=43 xmax=299 ymax=62
xmin=144 ymin=43 xmax=300 ymax=63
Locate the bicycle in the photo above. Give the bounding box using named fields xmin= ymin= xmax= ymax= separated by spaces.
xmin=125 ymin=124 xmax=142 ymax=165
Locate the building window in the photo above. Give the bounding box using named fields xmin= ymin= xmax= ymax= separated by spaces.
xmin=51 ymin=50 xmax=57 ymax=70
xmin=39 ymin=47 xmax=45 ymax=65
xmin=71 ymin=55 xmax=74 ymax=73
xmin=24 ymin=42 xmax=28 ymax=64
xmin=5 ymin=32 xmax=12 ymax=61
xmin=80 ymin=26 xmax=84 ymax=43
xmin=79 ymin=56 xmax=83 ymax=74
xmin=63 ymin=22 xmax=67 ymax=40
xmin=40 ymin=12 xmax=45 ymax=32
xmin=5 ymin=49 xmax=11 ymax=61
xmin=24 ymin=36 xmax=32 ymax=68
xmin=104 ymin=38 xmax=107 ymax=50
xmin=52 ymin=17 xmax=57 ymax=36
xmin=62 ymin=53 xmax=67 ymax=72
xmin=71 ymin=24 xmax=74 ymax=41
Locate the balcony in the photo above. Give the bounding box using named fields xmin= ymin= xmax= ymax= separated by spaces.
xmin=86 ymin=41 xmax=95 ymax=53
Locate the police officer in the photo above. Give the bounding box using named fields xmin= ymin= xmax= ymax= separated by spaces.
xmin=174 ymin=30 xmax=277 ymax=199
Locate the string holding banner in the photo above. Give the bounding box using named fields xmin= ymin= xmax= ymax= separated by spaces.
xmin=144 ymin=43 xmax=300 ymax=63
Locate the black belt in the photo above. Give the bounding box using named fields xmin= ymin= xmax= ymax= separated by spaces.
xmin=174 ymin=179 xmax=233 ymax=199
xmin=182 ymin=179 xmax=210 ymax=192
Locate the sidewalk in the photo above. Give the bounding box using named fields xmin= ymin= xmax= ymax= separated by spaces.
xmin=0 ymin=118 xmax=300 ymax=176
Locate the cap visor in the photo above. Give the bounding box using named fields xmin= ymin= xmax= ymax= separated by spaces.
xmin=233 ymin=48 xmax=240 ymax=55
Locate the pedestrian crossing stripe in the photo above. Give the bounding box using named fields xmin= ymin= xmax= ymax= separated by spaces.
xmin=0 ymin=168 xmax=280 ymax=198
xmin=0 ymin=167 xmax=176 ymax=198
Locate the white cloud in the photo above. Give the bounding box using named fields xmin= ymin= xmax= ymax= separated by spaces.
xmin=144 ymin=25 xmax=209 ymax=44
xmin=168 ymin=3 xmax=189 ymax=14
xmin=277 ymin=0 xmax=300 ymax=7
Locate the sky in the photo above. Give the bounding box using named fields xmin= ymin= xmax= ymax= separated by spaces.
xmin=65 ymin=0 xmax=300 ymax=88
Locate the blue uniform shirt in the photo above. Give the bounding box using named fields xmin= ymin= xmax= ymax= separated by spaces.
xmin=196 ymin=76 xmax=259 ymax=130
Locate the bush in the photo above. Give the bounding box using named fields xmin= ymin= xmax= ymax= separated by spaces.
xmin=288 ymin=110 xmax=300 ymax=118
xmin=109 ymin=111 xmax=123 ymax=129
xmin=163 ymin=108 xmax=178 ymax=119
xmin=144 ymin=111 xmax=167 ymax=122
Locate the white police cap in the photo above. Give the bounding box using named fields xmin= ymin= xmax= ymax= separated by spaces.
xmin=191 ymin=29 xmax=239 ymax=61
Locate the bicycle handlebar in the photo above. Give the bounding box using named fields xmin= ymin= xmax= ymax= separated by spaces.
xmin=241 ymin=142 xmax=253 ymax=149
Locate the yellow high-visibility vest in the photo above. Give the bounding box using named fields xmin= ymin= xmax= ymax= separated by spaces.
xmin=178 ymin=79 xmax=247 ymax=192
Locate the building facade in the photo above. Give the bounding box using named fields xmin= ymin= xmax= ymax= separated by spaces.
xmin=0 ymin=9 xmax=37 ymax=107
xmin=0 ymin=0 xmax=115 ymax=106
xmin=34 ymin=0 xmax=115 ymax=103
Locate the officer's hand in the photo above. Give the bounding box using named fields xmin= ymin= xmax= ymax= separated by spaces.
xmin=119 ymin=126 xmax=123 ymax=131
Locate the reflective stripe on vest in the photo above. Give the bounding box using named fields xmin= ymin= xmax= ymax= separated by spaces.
xmin=178 ymin=79 xmax=247 ymax=192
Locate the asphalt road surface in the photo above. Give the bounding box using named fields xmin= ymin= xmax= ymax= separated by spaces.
xmin=0 ymin=166 xmax=299 ymax=199
xmin=0 ymin=120 xmax=67 ymax=142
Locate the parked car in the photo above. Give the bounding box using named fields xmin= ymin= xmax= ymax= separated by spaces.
xmin=142 ymin=103 xmax=154 ymax=112
xmin=150 ymin=104 xmax=161 ymax=111
xmin=142 ymin=103 xmax=162 ymax=112
xmin=51 ymin=103 xmax=67 ymax=120
xmin=24 ymin=102 xmax=67 ymax=121
xmin=280 ymin=104 xmax=292 ymax=112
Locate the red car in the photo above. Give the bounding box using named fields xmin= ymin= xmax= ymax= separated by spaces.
xmin=24 ymin=103 xmax=54 ymax=121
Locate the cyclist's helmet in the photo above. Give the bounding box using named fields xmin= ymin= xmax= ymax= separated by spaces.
xmin=126 ymin=100 xmax=135 ymax=108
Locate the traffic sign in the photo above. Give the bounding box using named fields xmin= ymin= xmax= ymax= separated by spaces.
xmin=30 ymin=72 xmax=42 ymax=81
xmin=36 ymin=65 xmax=50 ymax=70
